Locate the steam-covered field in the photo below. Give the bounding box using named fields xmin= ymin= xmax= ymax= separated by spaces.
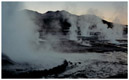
xmin=2 ymin=52 xmax=127 ymax=78
xmin=2 ymin=2 xmax=127 ymax=78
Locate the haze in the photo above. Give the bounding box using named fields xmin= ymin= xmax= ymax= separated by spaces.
xmin=23 ymin=2 xmax=127 ymax=25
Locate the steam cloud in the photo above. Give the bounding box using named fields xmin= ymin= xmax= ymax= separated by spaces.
xmin=2 ymin=2 xmax=126 ymax=69
xmin=2 ymin=2 xmax=64 ymax=69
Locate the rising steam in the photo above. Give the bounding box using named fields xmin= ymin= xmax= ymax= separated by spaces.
xmin=2 ymin=2 xmax=64 ymax=69
xmin=2 ymin=2 xmax=126 ymax=69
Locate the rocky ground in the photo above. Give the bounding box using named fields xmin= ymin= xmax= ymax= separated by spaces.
xmin=2 ymin=45 xmax=127 ymax=78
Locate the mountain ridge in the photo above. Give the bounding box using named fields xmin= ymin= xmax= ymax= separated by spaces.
xmin=24 ymin=9 xmax=128 ymax=26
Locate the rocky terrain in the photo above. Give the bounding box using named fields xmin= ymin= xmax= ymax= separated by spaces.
xmin=2 ymin=10 xmax=128 ymax=78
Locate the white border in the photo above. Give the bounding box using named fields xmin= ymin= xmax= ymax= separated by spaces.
xmin=0 ymin=0 xmax=128 ymax=80
xmin=1 ymin=0 xmax=128 ymax=2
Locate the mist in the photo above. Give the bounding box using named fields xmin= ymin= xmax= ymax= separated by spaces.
xmin=2 ymin=2 xmax=125 ymax=62
xmin=2 ymin=2 xmax=64 ymax=69
xmin=2 ymin=2 xmax=127 ymax=78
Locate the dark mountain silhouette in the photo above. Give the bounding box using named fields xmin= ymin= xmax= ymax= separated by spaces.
xmin=24 ymin=9 xmax=127 ymax=36
xmin=23 ymin=9 xmax=127 ymax=53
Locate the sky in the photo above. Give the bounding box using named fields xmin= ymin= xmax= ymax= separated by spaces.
xmin=23 ymin=2 xmax=127 ymax=25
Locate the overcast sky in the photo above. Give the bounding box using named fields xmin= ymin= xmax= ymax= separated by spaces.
xmin=22 ymin=2 xmax=127 ymax=25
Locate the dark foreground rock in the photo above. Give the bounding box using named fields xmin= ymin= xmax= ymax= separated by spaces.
xmin=2 ymin=60 xmax=68 ymax=78
xmin=107 ymin=73 xmax=127 ymax=78
xmin=2 ymin=58 xmax=127 ymax=78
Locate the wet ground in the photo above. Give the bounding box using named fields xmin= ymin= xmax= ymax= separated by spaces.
xmin=2 ymin=39 xmax=127 ymax=78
